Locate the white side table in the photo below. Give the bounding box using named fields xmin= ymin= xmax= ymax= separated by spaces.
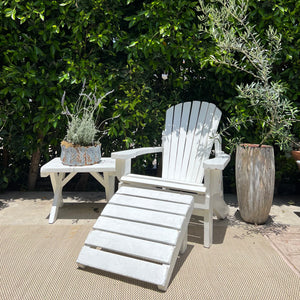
xmin=40 ymin=157 xmax=116 ymax=224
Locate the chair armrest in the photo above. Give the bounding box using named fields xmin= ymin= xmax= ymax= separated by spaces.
xmin=112 ymin=147 xmax=163 ymax=179
xmin=111 ymin=147 xmax=163 ymax=160
xmin=203 ymin=154 xmax=230 ymax=170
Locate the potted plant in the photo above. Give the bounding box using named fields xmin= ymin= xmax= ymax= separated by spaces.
xmin=291 ymin=149 xmax=300 ymax=170
xmin=200 ymin=0 xmax=299 ymax=224
xmin=291 ymin=139 xmax=300 ymax=170
xmin=290 ymin=123 xmax=300 ymax=168
xmin=60 ymin=81 xmax=114 ymax=166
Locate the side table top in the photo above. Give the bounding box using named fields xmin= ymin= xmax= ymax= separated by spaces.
xmin=40 ymin=157 xmax=116 ymax=177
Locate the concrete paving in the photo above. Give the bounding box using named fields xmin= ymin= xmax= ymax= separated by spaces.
xmin=1 ymin=191 xmax=299 ymax=225
xmin=0 ymin=191 xmax=299 ymax=276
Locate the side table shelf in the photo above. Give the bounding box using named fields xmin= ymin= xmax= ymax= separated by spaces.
xmin=40 ymin=157 xmax=116 ymax=224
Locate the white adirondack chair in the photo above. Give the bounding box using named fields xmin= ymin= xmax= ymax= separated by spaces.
xmin=77 ymin=101 xmax=230 ymax=291
xmin=113 ymin=101 xmax=230 ymax=245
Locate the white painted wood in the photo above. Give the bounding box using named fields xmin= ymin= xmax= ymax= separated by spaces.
xmin=40 ymin=157 xmax=116 ymax=175
xmin=174 ymin=102 xmax=192 ymax=180
xmin=114 ymin=158 xmax=131 ymax=180
xmin=109 ymin=101 xmax=230 ymax=248
xmin=158 ymin=206 xmax=192 ymax=290
xmin=203 ymin=154 xmax=230 ymax=170
xmin=77 ymin=246 xmax=169 ymax=286
xmin=192 ymin=194 xmax=206 ymax=209
xmin=61 ymin=172 xmax=76 ymax=187
xmin=210 ymin=170 xmax=229 ymax=219
xmin=93 ymin=216 xmax=179 ymax=245
xmin=85 ymin=230 xmax=175 ymax=264
xmin=49 ymin=173 xmax=61 ymax=195
xmin=179 ymin=101 xmax=201 ymax=181
xmin=186 ymin=101 xmax=209 ymax=182
xmin=111 ymin=147 xmax=163 ymax=160
xmin=49 ymin=173 xmax=65 ymax=224
xmin=102 ymin=204 xmax=185 ymax=230
xmin=109 ymin=194 xmax=190 ymax=215
xmin=167 ymin=103 xmax=183 ymax=179
xmin=196 ymin=105 xmax=222 ymax=182
xmin=162 ymin=106 xmax=174 ymax=177
xmin=103 ymin=173 xmax=115 ymax=200
xmin=120 ymin=174 xmax=206 ymax=193
xmin=203 ymin=168 xmax=213 ymax=248
xmin=40 ymin=157 xmax=116 ymax=223
xmin=180 ymin=228 xmax=188 ymax=254
xmin=214 ymin=134 xmax=223 ymax=155
xmin=77 ymin=101 xmax=231 ymax=290
xmin=77 ymin=186 xmax=194 ymax=291
xmin=90 ymin=171 xmax=115 ymax=200
xmin=117 ymin=185 xmax=194 ymax=204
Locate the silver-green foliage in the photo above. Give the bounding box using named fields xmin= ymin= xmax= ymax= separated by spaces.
xmin=62 ymin=82 xmax=114 ymax=146
xmin=64 ymin=114 xmax=98 ymax=146
xmin=199 ymin=0 xmax=299 ymax=150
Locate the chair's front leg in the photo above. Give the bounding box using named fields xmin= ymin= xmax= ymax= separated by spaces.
xmin=103 ymin=172 xmax=115 ymax=201
xmin=115 ymin=158 xmax=131 ymax=180
xmin=203 ymin=168 xmax=229 ymax=247
xmin=210 ymin=169 xmax=229 ymax=219
xmin=180 ymin=227 xmax=188 ymax=254
xmin=203 ymin=169 xmax=213 ymax=248
xmin=203 ymin=210 xmax=213 ymax=248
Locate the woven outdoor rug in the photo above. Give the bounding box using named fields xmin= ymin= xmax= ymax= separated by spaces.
xmin=0 ymin=222 xmax=299 ymax=300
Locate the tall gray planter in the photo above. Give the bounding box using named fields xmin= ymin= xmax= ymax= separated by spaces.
xmin=235 ymin=144 xmax=275 ymax=224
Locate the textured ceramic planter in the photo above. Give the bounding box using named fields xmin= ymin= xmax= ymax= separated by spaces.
xmin=236 ymin=144 xmax=275 ymax=224
xmin=60 ymin=141 xmax=101 ymax=166
xmin=291 ymin=150 xmax=300 ymax=170
xmin=291 ymin=150 xmax=300 ymax=160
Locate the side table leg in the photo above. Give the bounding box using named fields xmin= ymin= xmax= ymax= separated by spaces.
xmin=104 ymin=172 xmax=115 ymax=201
xmin=49 ymin=173 xmax=65 ymax=224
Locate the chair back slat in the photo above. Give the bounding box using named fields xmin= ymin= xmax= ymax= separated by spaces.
xmin=166 ymin=103 xmax=183 ymax=179
xmin=178 ymin=101 xmax=201 ymax=181
xmin=196 ymin=106 xmax=222 ymax=182
xmin=162 ymin=101 xmax=221 ymax=184
xmin=173 ymin=102 xmax=192 ymax=180
xmin=161 ymin=105 xmax=174 ymax=176
xmin=186 ymin=102 xmax=210 ymax=182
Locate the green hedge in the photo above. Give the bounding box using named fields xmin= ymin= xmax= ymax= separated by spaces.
xmin=0 ymin=0 xmax=299 ymax=191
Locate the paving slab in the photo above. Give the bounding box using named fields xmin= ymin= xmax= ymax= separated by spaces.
xmin=0 ymin=191 xmax=299 ymax=299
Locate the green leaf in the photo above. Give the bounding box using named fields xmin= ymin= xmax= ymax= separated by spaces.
xmin=129 ymin=41 xmax=138 ymax=47
xmin=5 ymin=8 xmax=16 ymax=20
xmin=60 ymin=1 xmax=73 ymax=6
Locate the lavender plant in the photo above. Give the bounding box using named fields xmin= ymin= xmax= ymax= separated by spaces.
xmin=61 ymin=81 xmax=114 ymax=146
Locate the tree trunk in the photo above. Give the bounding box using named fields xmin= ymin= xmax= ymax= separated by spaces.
xmin=28 ymin=148 xmax=41 ymax=190
xmin=236 ymin=144 xmax=275 ymax=224
xmin=2 ymin=147 xmax=9 ymax=169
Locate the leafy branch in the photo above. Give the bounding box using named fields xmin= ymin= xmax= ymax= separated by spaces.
xmin=199 ymin=0 xmax=299 ymax=151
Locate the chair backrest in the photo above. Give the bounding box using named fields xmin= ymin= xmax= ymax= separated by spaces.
xmin=161 ymin=101 xmax=222 ymax=184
